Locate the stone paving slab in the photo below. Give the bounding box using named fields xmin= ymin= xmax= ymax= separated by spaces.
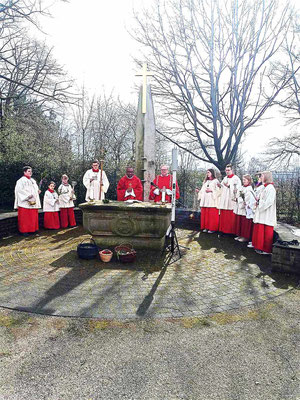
xmin=0 ymin=226 xmax=298 ymax=319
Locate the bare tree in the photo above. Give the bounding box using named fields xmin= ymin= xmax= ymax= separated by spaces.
xmin=72 ymin=86 xmax=95 ymax=170
xmin=72 ymin=90 xmax=136 ymax=172
xmin=264 ymin=15 xmax=300 ymax=168
xmin=0 ymin=0 xmax=75 ymax=127
xmin=132 ymin=0 xmax=297 ymax=173
xmin=264 ymin=132 xmax=300 ymax=168
xmin=0 ymin=0 xmax=47 ymax=27
xmin=0 ymin=33 xmax=75 ymax=114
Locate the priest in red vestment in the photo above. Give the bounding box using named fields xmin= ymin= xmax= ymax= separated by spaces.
xmin=149 ymin=165 xmax=180 ymax=203
xmin=117 ymin=167 xmax=143 ymax=201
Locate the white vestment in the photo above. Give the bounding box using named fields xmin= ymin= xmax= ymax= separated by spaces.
xmin=43 ymin=190 xmax=60 ymax=212
xmin=253 ymin=184 xmax=277 ymax=227
xmin=83 ymin=169 xmax=110 ymax=201
xmin=58 ymin=184 xmax=76 ymax=208
xmin=197 ymin=178 xmax=221 ymax=208
xmin=218 ymin=175 xmax=242 ymax=211
xmin=14 ymin=176 xmax=41 ymax=209
xmin=236 ymin=185 xmax=256 ymax=218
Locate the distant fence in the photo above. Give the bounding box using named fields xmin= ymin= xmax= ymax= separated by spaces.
xmin=273 ymin=170 xmax=300 ymax=225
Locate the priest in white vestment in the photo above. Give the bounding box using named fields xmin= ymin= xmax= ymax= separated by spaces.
xmin=83 ymin=160 xmax=110 ymax=201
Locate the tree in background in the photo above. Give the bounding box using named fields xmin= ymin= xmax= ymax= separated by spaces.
xmin=265 ymin=15 xmax=300 ymax=169
xmin=133 ymin=0 xmax=297 ymax=174
xmin=0 ymin=0 xmax=75 ymax=128
xmin=72 ymin=90 xmax=137 ymax=202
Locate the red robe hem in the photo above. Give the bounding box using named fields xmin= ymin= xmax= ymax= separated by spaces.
xmin=252 ymin=223 xmax=274 ymax=253
xmin=219 ymin=209 xmax=236 ymax=234
xmin=18 ymin=207 xmax=39 ymax=233
xmin=60 ymin=207 xmax=76 ymax=228
xmin=44 ymin=212 xmax=60 ymax=229
xmin=234 ymin=214 xmax=243 ymax=236
xmin=200 ymin=207 xmax=219 ymax=231
xmin=240 ymin=216 xmax=253 ymax=240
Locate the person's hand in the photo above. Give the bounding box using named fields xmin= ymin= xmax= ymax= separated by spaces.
xmin=38 ymin=190 xmax=41 ymax=194
xmin=217 ymin=183 xmax=222 ymax=188
xmin=90 ymin=178 xmax=95 ymax=182
xmin=195 ymin=188 xmax=200 ymax=193
xmin=224 ymin=183 xmax=229 ymax=188
xmin=127 ymin=187 xmax=133 ymax=193
xmin=27 ymin=195 xmax=34 ymax=200
xmin=205 ymin=189 xmax=212 ymax=193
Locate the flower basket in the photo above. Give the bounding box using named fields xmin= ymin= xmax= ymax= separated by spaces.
xmin=114 ymin=243 xmax=137 ymax=263
xmin=99 ymin=249 xmax=113 ymax=263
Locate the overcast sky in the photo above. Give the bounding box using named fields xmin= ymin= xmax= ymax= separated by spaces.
xmin=31 ymin=0 xmax=294 ymax=163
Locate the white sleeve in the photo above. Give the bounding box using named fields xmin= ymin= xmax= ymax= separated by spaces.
xmin=83 ymin=171 xmax=91 ymax=190
xmin=15 ymin=179 xmax=30 ymax=202
xmin=259 ymin=186 xmax=276 ymax=212
xmin=102 ymin=171 xmax=110 ymax=193
xmin=44 ymin=191 xmax=56 ymax=207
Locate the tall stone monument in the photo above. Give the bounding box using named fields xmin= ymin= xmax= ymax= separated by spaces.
xmin=135 ymin=63 xmax=156 ymax=201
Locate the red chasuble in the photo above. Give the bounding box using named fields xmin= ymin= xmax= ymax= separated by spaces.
xmin=149 ymin=175 xmax=180 ymax=203
xmin=117 ymin=175 xmax=143 ymax=201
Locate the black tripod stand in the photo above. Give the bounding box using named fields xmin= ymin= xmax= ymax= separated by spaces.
xmin=162 ymin=148 xmax=190 ymax=266
xmin=163 ymin=221 xmax=181 ymax=265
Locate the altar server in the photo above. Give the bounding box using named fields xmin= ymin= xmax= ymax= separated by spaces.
xmin=197 ymin=169 xmax=220 ymax=233
xmin=149 ymin=165 xmax=180 ymax=203
xmin=251 ymin=171 xmax=276 ymax=255
xmin=83 ymin=160 xmax=109 ymax=201
xmin=234 ymin=175 xmax=255 ymax=242
xmin=14 ymin=166 xmax=41 ymax=235
xmin=218 ymin=164 xmax=241 ymax=234
xmin=248 ymin=173 xmax=265 ymax=248
xmin=117 ymin=167 xmax=143 ymax=201
xmin=58 ymin=174 xmax=76 ymax=228
xmin=43 ymin=181 xmax=60 ymax=229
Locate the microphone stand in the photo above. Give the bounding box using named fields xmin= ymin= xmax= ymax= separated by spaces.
xmin=164 ymin=148 xmax=189 ymax=265
xmin=99 ymin=159 xmax=104 ymax=201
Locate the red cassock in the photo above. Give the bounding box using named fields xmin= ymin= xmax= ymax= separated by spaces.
xmin=117 ymin=175 xmax=143 ymax=201
xmin=60 ymin=208 xmax=76 ymax=228
xmin=149 ymin=175 xmax=180 ymax=203
xmin=18 ymin=208 xmax=39 ymax=233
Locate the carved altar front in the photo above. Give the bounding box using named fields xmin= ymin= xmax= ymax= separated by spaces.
xmin=79 ymin=201 xmax=171 ymax=250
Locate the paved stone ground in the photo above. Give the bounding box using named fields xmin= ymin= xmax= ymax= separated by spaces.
xmin=0 ymin=227 xmax=298 ymax=320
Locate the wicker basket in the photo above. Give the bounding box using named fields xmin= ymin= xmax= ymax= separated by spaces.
xmin=99 ymin=249 xmax=113 ymax=263
xmin=77 ymin=239 xmax=98 ymax=259
xmin=115 ymin=243 xmax=137 ymax=263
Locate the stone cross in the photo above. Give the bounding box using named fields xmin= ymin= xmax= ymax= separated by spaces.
xmin=135 ymin=65 xmax=156 ymax=201
xmin=135 ymin=63 xmax=154 ymax=114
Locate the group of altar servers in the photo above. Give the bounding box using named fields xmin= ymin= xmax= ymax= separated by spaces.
xmin=14 ymin=160 xmax=276 ymax=255
xmin=197 ymin=164 xmax=276 ymax=255
xmin=14 ymin=167 xmax=77 ymax=234
xmin=14 ymin=161 xmax=179 ymax=235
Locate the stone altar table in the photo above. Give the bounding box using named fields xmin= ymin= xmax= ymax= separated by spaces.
xmin=79 ymin=201 xmax=171 ymax=250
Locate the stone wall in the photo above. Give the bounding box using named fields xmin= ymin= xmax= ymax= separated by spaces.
xmin=272 ymin=223 xmax=300 ymax=276
xmin=0 ymin=208 xmax=83 ymax=238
